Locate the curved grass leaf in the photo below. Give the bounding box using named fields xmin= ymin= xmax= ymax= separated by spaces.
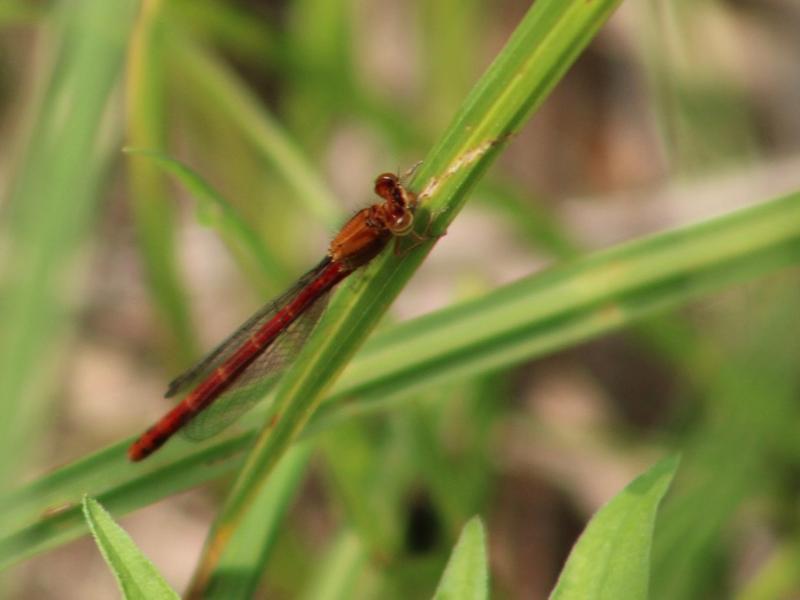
xmin=123 ymin=147 xmax=288 ymax=284
xmin=432 ymin=517 xmax=488 ymax=600
xmin=550 ymin=455 xmax=680 ymax=600
xmin=83 ymin=496 xmax=179 ymax=600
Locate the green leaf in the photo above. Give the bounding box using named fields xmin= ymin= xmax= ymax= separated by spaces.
xmin=82 ymin=496 xmax=179 ymax=600
xmin=202 ymin=444 xmax=312 ymax=599
xmin=0 ymin=0 xmax=138 ymax=486
xmin=123 ymin=147 xmax=288 ymax=284
xmin=550 ymin=455 xmax=681 ymax=600
xmin=650 ymin=286 xmax=800 ymax=599
xmin=300 ymin=530 xmax=366 ymax=600
xmin=432 ymin=517 xmax=488 ymax=600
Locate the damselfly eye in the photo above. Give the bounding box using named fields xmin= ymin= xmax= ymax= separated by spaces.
xmin=374 ymin=173 xmax=399 ymax=199
xmin=390 ymin=211 xmax=414 ymax=235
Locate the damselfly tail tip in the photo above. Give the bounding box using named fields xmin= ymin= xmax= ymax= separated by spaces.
xmin=127 ymin=439 xmax=149 ymax=462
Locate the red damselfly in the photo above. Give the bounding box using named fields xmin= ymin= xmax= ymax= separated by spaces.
xmin=129 ymin=173 xmax=417 ymax=461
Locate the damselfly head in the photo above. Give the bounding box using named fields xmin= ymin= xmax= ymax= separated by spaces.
xmin=374 ymin=172 xmax=416 ymax=235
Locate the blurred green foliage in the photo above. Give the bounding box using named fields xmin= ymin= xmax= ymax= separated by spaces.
xmin=1 ymin=0 xmax=800 ymax=598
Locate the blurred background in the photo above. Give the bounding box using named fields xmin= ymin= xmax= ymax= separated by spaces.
xmin=2 ymin=0 xmax=800 ymax=598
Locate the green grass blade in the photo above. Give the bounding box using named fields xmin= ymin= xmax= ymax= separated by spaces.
xmin=169 ymin=0 xmax=283 ymax=66
xmin=127 ymin=0 xmax=198 ymax=367
xmin=319 ymin=418 xmax=408 ymax=557
xmin=168 ymin=31 xmax=342 ymax=228
xmin=202 ymin=444 xmax=312 ymax=600
xmin=420 ymin=0 xmax=482 ymax=129
xmin=83 ymin=496 xmax=179 ymax=600
xmin=738 ymin=541 xmax=800 ymax=600
xmin=550 ymin=455 xmax=680 ymax=600
xmin=284 ymin=0 xmax=356 ymax=143
xmin=300 ymin=530 xmax=366 ymax=600
xmin=0 ymin=437 xmax=251 ymax=570
xmin=410 ymin=0 xmax=622 ymax=225
xmin=123 ymin=148 xmax=289 ymax=283
xmin=651 ymin=285 xmax=800 ymax=599
xmin=432 ymin=517 xmax=488 ymax=600
xmin=0 ymin=0 xmax=137 ymax=486
xmin=320 ymin=189 xmax=800 ymax=416
xmin=187 ymin=0 xmax=622 ymax=592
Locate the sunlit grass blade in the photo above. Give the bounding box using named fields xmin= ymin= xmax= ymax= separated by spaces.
xmin=550 ymin=455 xmax=680 ymax=600
xmin=432 ymin=517 xmax=488 ymax=600
xmin=1 ymin=185 xmax=799 ymax=569
xmin=4 ymin=1 xmax=796 ymax=596
xmin=187 ymin=0 xmax=623 ymax=593
xmin=83 ymin=496 xmax=179 ymax=600
xmin=123 ymin=147 xmax=289 ymax=284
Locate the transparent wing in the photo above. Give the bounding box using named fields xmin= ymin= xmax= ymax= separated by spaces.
xmin=165 ymin=260 xmax=329 ymax=399
xmin=180 ymin=292 xmax=331 ymax=441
